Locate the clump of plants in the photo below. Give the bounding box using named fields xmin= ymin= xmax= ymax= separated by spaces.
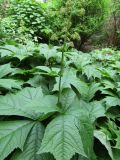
xmin=46 ymin=0 xmax=109 ymax=48
xmin=0 ymin=0 xmax=52 ymax=43
xmin=0 ymin=0 xmax=110 ymax=48
xmin=0 ymin=42 xmax=120 ymax=160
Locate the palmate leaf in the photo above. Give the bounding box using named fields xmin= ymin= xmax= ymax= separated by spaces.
xmin=117 ymin=82 xmax=120 ymax=93
xmin=38 ymin=98 xmax=105 ymax=160
xmin=69 ymin=53 xmax=91 ymax=70
xmin=13 ymin=45 xmax=33 ymax=60
xmin=11 ymin=122 xmax=54 ymax=160
xmin=74 ymin=81 xmax=100 ymax=102
xmin=38 ymin=44 xmax=61 ymax=60
xmin=100 ymin=89 xmax=116 ymax=97
xmin=67 ymin=100 xmax=105 ymax=122
xmin=82 ymin=65 xmax=101 ymax=79
xmin=111 ymin=61 xmax=120 ymax=71
xmin=38 ymin=114 xmax=87 ymax=160
xmin=52 ymin=65 xmax=100 ymax=102
xmin=0 ymin=120 xmax=34 ymax=160
xmin=0 ymin=87 xmax=59 ymax=120
xmin=0 ymin=44 xmax=33 ymax=60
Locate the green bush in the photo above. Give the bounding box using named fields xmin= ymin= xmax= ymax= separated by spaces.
xmin=0 ymin=0 xmax=52 ymax=43
xmin=46 ymin=0 xmax=110 ymax=48
xmin=104 ymin=0 xmax=120 ymax=48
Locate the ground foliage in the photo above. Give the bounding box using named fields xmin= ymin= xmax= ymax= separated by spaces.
xmin=0 ymin=0 xmax=110 ymax=48
xmin=0 ymin=42 xmax=120 ymax=160
xmin=0 ymin=0 xmax=49 ymax=43
xmin=46 ymin=0 xmax=109 ymax=47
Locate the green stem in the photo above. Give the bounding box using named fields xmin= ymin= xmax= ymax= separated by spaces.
xmin=58 ymin=50 xmax=64 ymax=105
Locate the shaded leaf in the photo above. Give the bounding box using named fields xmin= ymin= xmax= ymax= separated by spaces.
xmin=0 ymin=63 xmax=13 ymax=78
xmin=11 ymin=122 xmax=54 ymax=160
xmin=94 ymin=130 xmax=113 ymax=159
xmin=0 ymin=120 xmax=34 ymax=160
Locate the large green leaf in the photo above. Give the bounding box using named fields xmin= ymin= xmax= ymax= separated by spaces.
xmin=39 ymin=44 xmax=61 ymax=60
xmin=77 ymin=116 xmax=96 ymax=160
xmin=38 ymin=114 xmax=87 ymax=160
xmin=73 ymin=81 xmax=100 ymax=102
xmin=67 ymin=100 xmax=105 ymax=122
xmin=0 ymin=44 xmax=33 ymax=60
xmin=0 ymin=120 xmax=34 ymax=160
xmin=0 ymin=87 xmax=59 ymax=119
xmin=82 ymin=65 xmax=101 ymax=79
xmin=38 ymin=99 xmax=105 ymax=160
xmin=11 ymin=122 xmax=54 ymax=160
xmin=69 ymin=53 xmax=91 ymax=70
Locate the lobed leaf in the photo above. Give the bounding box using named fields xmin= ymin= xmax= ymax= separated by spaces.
xmin=0 ymin=120 xmax=34 ymax=160
xmin=11 ymin=122 xmax=54 ymax=160
xmin=0 ymin=87 xmax=59 ymax=120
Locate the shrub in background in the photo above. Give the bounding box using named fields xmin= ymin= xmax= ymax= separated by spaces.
xmin=0 ymin=0 xmax=52 ymax=43
xmin=103 ymin=0 xmax=120 ymax=48
xmin=0 ymin=0 xmax=111 ymax=48
xmin=46 ymin=0 xmax=110 ymax=49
